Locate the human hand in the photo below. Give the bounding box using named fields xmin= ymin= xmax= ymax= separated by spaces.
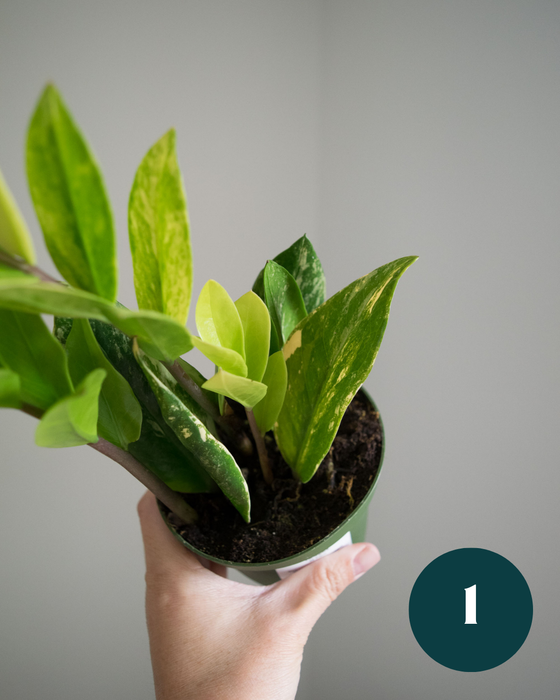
xmin=137 ymin=491 xmax=381 ymax=700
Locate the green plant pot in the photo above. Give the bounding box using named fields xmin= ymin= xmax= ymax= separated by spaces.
xmin=159 ymin=390 xmax=384 ymax=585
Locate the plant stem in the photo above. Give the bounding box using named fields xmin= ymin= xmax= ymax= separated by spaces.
xmin=21 ymin=403 xmax=43 ymax=419
xmin=165 ymin=360 xmax=221 ymax=420
xmin=166 ymin=360 xmax=253 ymax=455
xmin=0 ymin=249 xmax=60 ymax=284
xmin=21 ymin=403 xmax=197 ymax=525
xmin=90 ymin=438 xmax=198 ymax=524
xmin=245 ymin=408 xmax=273 ymax=485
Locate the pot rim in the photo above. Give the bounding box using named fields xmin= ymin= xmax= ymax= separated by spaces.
xmin=158 ymin=387 xmax=384 ymax=571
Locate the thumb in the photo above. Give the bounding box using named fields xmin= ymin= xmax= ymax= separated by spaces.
xmin=137 ymin=491 xmax=203 ymax=580
xmin=275 ymin=543 xmax=381 ymax=629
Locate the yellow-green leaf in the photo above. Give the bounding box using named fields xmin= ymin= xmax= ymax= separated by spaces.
xmin=129 ymin=129 xmax=192 ymax=324
xmin=191 ymin=336 xmax=247 ymax=377
xmin=202 ymin=369 xmax=267 ymax=409
xmin=26 ymin=85 xmax=117 ymax=301
xmin=235 ymin=291 xmax=270 ymax=382
xmin=35 ymin=368 xmax=106 ymax=447
xmin=0 ymin=168 xmax=36 ymax=264
xmin=196 ymin=280 xmax=245 ymax=358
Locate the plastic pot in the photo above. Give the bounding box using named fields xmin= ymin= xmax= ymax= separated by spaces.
xmin=159 ymin=389 xmax=384 ymax=585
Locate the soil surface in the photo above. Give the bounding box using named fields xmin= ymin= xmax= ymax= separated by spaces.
xmin=164 ymin=390 xmax=383 ymax=563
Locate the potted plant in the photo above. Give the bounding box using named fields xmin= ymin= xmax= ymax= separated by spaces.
xmin=0 ymin=84 xmax=416 ymax=584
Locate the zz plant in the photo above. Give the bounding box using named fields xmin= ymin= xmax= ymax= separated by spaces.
xmin=0 ymin=84 xmax=416 ymax=533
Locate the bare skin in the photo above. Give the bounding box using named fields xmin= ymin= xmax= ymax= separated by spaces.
xmin=137 ymin=492 xmax=381 ymax=700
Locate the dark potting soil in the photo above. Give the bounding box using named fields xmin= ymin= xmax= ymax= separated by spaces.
xmin=164 ymin=390 xmax=383 ymax=563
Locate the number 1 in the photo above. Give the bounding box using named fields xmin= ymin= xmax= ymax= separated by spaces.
xmin=465 ymin=584 xmax=477 ymax=624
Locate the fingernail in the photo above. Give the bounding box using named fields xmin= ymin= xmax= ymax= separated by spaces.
xmin=353 ymin=545 xmax=381 ymax=580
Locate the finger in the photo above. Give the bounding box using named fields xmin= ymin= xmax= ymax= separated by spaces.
xmin=137 ymin=491 xmax=203 ymax=578
xmin=275 ymin=543 xmax=380 ymax=629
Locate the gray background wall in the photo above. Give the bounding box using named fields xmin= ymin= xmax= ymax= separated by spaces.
xmin=0 ymin=1 xmax=558 ymax=698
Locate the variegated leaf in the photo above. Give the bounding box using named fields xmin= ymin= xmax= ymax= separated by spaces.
xmin=66 ymin=318 xmax=142 ymax=449
xmin=134 ymin=345 xmax=251 ymax=522
xmin=129 ymin=129 xmax=192 ymax=324
xmin=275 ymin=256 xmax=417 ymax=482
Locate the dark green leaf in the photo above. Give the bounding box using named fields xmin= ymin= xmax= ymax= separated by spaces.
xmin=263 ymin=260 xmax=307 ymax=346
xmin=135 ymin=345 xmax=251 ymax=522
xmin=26 ymin=85 xmax=117 ymax=300
xmin=129 ymin=129 xmax=192 ymax=324
xmin=0 ymin=367 xmax=21 ymax=408
xmin=128 ymin=418 xmax=215 ymax=492
xmin=0 ymin=309 xmax=73 ymax=410
xmin=0 ymin=279 xmax=192 ymax=360
xmin=54 ymin=316 xmax=216 ymax=492
xmin=253 ymin=234 xmax=326 ymax=313
xmin=66 ymin=318 xmax=142 ymax=449
xmin=275 ymin=256 xmax=417 ymax=482
xmin=35 ymin=368 xmax=106 ymax=447
xmin=0 ymin=168 xmax=36 ymax=264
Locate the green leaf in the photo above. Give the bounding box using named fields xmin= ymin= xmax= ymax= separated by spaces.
xmin=253 ymin=234 xmax=325 ymax=313
xmin=196 ymin=280 xmax=245 ymax=358
xmin=35 ymin=368 xmax=106 ymax=447
xmin=0 ymin=168 xmax=36 ymax=264
xmin=0 ymin=367 xmax=21 ymax=408
xmin=66 ymin=318 xmax=142 ymax=449
xmin=0 ymin=309 xmax=73 ymax=410
xmin=0 ymin=279 xmax=192 ymax=361
xmin=0 ymin=262 xmax=37 ymax=284
xmin=202 ymin=369 xmax=267 ymax=409
xmin=235 ymin=291 xmax=270 ymax=382
xmin=55 ymin=316 xmax=215 ymax=492
xmin=134 ymin=345 xmax=250 ymax=522
xmin=129 ymin=129 xmax=192 ymax=325
xmin=275 ymin=256 xmax=417 ymax=482
xmin=263 ymin=260 xmax=307 ymax=346
xmin=253 ymin=351 xmax=287 ymax=435
xmin=26 ymin=84 xmax=117 ymax=301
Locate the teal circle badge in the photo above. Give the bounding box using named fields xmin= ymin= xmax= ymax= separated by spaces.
xmin=409 ymin=548 xmax=532 ymax=672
